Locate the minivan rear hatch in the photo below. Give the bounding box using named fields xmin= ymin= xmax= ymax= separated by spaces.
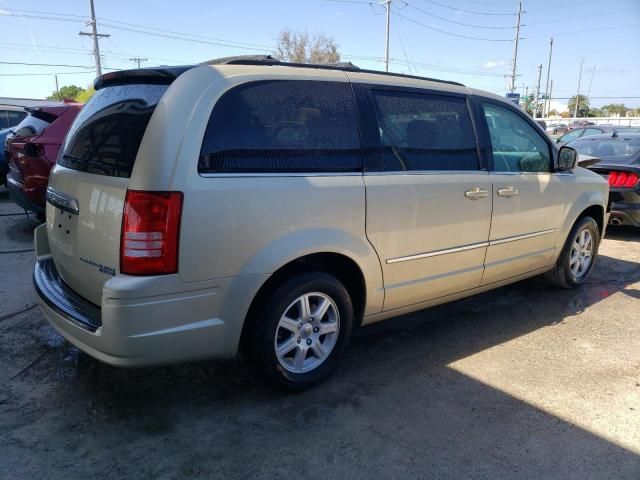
xmin=46 ymin=71 xmax=183 ymax=305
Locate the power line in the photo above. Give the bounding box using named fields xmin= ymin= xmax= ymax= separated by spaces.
xmin=404 ymin=2 xmax=513 ymax=29
xmin=416 ymin=0 xmax=514 ymax=16
xmin=0 ymin=60 xmax=94 ymax=68
xmin=394 ymin=11 xmax=512 ymax=41
xmin=525 ymin=8 xmax=640 ymax=26
xmin=526 ymin=24 xmax=640 ymax=38
xmin=0 ymin=71 xmax=96 ymax=77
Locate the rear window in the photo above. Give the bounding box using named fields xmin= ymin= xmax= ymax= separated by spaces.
xmin=198 ymin=80 xmax=361 ymax=174
xmin=58 ymin=84 xmax=167 ymax=178
xmin=12 ymin=113 xmax=50 ymax=137
xmin=573 ymin=138 xmax=640 ymax=160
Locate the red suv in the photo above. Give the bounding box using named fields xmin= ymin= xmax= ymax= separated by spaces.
xmin=5 ymin=101 xmax=82 ymax=216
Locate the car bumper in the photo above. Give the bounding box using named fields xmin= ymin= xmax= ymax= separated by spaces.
xmin=6 ymin=172 xmax=45 ymax=215
xmin=33 ymin=224 xmax=267 ymax=367
xmin=609 ymin=201 xmax=640 ymax=227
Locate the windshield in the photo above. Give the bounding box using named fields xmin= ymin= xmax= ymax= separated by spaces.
xmin=571 ymin=138 xmax=640 ymax=161
xmin=58 ymin=83 xmax=168 ymax=178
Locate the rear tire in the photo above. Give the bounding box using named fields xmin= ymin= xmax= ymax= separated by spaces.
xmin=244 ymin=272 xmax=353 ymax=391
xmin=545 ymin=216 xmax=600 ymax=288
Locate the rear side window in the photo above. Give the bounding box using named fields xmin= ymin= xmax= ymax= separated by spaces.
xmin=371 ymin=90 xmax=479 ymax=171
xmin=12 ymin=114 xmax=50 ymax=137
xmin=0 ymin=110 xmax=27 ymax=129
xmin=198 ymin=80 xmax=361 ymax=174
xmin=59 ymin=84 xmax=167 ymax=178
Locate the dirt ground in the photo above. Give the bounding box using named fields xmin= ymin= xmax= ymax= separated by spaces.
xmin=1 ymin=192 xmax=639 ymax=480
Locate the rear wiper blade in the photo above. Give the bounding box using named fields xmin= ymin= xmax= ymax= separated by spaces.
xmin=62 ymin=154 xmax=112 ymax=174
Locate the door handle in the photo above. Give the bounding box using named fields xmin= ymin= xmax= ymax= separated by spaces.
xmin=497 ymin=186 xmax=519 ymax=197
xmin=464 ymin=187 xmax=489 ymax=200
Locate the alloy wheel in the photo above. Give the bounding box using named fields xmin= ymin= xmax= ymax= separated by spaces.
xmin=274 ymin=292 xmax=340 ymax=373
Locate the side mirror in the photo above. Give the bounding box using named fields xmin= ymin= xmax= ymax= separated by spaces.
xmin=557 ymin=146 xmax=578 ymax=171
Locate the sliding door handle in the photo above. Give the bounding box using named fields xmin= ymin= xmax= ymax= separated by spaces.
xmin=464 ymin=187 xmax=489 ymax=200
xmin=497 ymin=186 xmax=519 ymax=197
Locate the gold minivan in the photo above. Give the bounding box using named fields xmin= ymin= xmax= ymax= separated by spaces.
xmin=34 ymin=56 xmax=609 ymax=389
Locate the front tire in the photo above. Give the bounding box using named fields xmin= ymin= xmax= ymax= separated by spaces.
xmin=545 ymin=216 xmax=600 ymax=288
xmin=244 ymin=272 xmax=354 ymax=391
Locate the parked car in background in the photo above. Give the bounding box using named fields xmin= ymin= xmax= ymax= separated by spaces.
xmin=0 ymin=106 xmax=27 ymax=185
xmin=535 ymin=120 xmax=547 ymax=131
xmin=5 ymin=101 xmax=82 ymax=216
xmin=34 ymin=58 xmax=609 ymax=390
xmin=1 ymin=128 xmax=13 ymax=186
xmin=556 ymin=125 xmax=640 ymax=147
xmin=569 ymin=133 xmax=640 ymax=227
xmin=568 ymin=120 xmax=595 ymax=131
xmin=546 ymin=123 xmax=568 ymax=135
xmin=0 ymin=105 xmax=27 ymax=130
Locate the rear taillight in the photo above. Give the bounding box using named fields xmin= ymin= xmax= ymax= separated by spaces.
xmin=120 ymin=190 xmax=183 ymax=275
xmin=608 ymin=171 xmax=639 ymax=188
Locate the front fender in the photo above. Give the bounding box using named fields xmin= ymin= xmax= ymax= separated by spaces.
xmin=554 ymin=189 xmax=607 ymax=255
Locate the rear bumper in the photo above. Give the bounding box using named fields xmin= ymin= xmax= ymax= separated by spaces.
xmin=609 ymin=201 xmax=640 ymax=227
xmin=6 ymin=171 xmax=44 ymax=215
xmin=33 ymin=224 xmax=267 ymax=367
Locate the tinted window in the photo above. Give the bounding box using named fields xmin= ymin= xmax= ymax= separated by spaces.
xmin=8 ymin=110 xmax=26 ymax=127
xmin=483 ymin=102 xmax=551 ymax=173
xmin=572 ymin=138 xmax=640 ymax=160
xmin=12 ymin=113 xmax=50 ymax=137
xmin=371 ymin=90 xmax=478 ymax=171
xmin=199 ymin=80 xmax=361 ymax=174
xmin=59 ymin=84 xmax=167 ymax=178
xmin=560 ymin=129 xmax=583 ymax=143
xmin=583 ymin=128 xmax=603 ymax=137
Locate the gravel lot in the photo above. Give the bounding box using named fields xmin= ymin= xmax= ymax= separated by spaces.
xmin=1 ymin=192 xmax=639 ymax=480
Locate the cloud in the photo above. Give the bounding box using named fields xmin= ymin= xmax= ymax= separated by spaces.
xmin=484 ymin=60 xmax=507 ymax=69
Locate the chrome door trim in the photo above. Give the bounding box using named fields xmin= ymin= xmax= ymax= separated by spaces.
xmin=387 ymin=241 xmax=489 ymax=264
xmin=489 ymin=228 xmax=557 ymax=246
xmin=46 ymin=186 xmax=79 ymax=215
xmin=386 ymin=228 xmax=557 ymax=264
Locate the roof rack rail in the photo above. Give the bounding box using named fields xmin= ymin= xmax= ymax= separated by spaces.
xmin=200 ymin=55 xmax=465 ymax=87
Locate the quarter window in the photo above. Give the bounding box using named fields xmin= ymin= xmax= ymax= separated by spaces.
xmin=370 ymin=90 xmax=479 ymax=171
xmin=483 ymin=102 xmax=551 ymax=173
xmin=198 ymin=80 xmax=361 ymax=174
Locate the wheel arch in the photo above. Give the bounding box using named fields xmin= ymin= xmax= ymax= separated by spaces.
xmin=238 ymin=250 xmax=378 ymax=358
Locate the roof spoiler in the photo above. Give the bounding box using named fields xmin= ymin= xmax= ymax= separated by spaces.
xmin=94 ymin=65 xmax=195 ymax=90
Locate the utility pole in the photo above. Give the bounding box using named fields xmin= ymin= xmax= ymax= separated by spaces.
xmin=548 ymin=79 xmax=553 ymax=115
xmin=534 ymin=64 xmax=542 ymax=118
xmin=543 ymin=37 xmax=553 ymax=117
xmin=383 ymin=0 xmax=391 ymax=72
xmin=509 ymin=2 xmax=523 ymax=93
xmin=54 ymin=74 xmax=59 ymax=94
xmin=574 ymin=57 xmax=584 ymax=119
xmin=130 ymin=57 xmax=148 ymax=69
xmin=585 ymin=66 xmax=596 ymax=117
xmin=79 ymin=0 xmax=110 ymax=77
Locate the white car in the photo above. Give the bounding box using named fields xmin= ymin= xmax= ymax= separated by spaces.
xmin=34 ymin=56 xmax=609 ymax=390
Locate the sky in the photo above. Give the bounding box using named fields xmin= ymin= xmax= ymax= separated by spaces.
xmin=0 ymin=0 xmax=639 ymax=110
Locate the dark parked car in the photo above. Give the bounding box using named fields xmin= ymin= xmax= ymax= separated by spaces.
xmin=5 ymin=101 xmax=82 ymax=215
xmin=556 ymin=125 xmax=640 ymax=147
xmin=569 ymin=133 xmax=640 ymax=227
